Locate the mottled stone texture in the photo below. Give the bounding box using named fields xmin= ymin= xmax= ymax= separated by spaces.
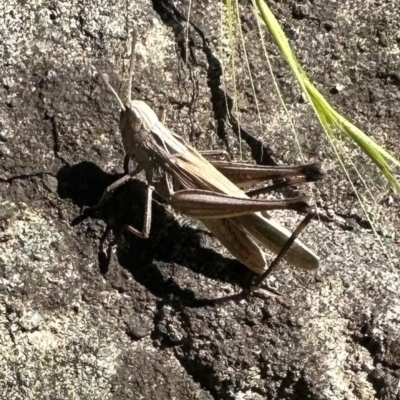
xmin=1 ymin=1 xmax=399 ymax=399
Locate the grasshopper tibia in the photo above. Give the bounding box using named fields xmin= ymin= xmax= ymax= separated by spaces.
xmin=123 ymin=185 xmax=154 ymax=239
xmin=87 ymin=174 xmax=133 ymax=212
xmin=248 ymin=209 xmax=316 ymax=295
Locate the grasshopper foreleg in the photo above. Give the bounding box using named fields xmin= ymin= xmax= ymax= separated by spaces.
xmin=123 ymin=184 xmax=154 ymax=239
xmin=86 ymin=164 xmax=143 ymax=212
xmin=95 ymin=182 xmax=154 ymax=273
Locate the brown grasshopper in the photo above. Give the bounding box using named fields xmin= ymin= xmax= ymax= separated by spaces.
xmin=89 ymin=32 xmax=323 ymax=295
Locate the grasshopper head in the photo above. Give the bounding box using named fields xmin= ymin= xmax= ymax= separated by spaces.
xmin=119 ymin=103 xmax=142 ymax=133
xmin=119 ymin=104 xmax=145 ymax=154
xmin=120 ymin=100 xmax=158 ymax=134
xmin=101 ymin=73 xmax=143 ymax=155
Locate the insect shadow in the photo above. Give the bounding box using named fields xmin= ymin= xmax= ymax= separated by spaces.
xmin=57 ymin=161 xmax=256 ymax=304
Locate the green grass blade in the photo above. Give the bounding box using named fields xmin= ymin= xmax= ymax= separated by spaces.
xmin=253 ymin=0 xmax=400 ymax=192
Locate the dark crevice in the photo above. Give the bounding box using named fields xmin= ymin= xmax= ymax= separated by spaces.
xmin=277 ymin=371 xmax=315 ymax=400
xmin=151 ymin=0 xmax=200 ymax=144
xmin=151 ymin=0 xmax=271 ymax=160
xmin=176 ymin=356 xmax=232 ymax=398
xmin=152 ymin=0 xmax=199 ymax=66
xmin=351 ymin=318 xmax=400 ymax=399
xmin=152 ymin=300 xmax=236 ymax=400
xmin=310 ymin=204 xmax=360 ymax=231
xmin=44 ymin=110 xmax=70 ymax=166
xmin=0 ymin=171 xmax=57 ymax=184
xmin=35 ymin=68 xmax=70 ymax=167
xmin=335 ymin=210 xmax=391 ymax=235
xmin=336 ymin=211 xmax=373 ymax=230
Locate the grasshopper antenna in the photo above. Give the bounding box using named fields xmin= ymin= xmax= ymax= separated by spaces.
xmin=101 ymin=73 xmax=125 ymax=111
xmin=127 ymin=29 xmax=138 ymax=104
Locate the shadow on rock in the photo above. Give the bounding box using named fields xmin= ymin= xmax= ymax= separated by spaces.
xmin=57 ymin=161 xmax=255 ymax=304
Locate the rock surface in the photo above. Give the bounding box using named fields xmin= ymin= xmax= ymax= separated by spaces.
xmin=1 ymin=1 xmax=399 ymax=399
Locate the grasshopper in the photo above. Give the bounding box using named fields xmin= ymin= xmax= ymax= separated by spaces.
xmin=89 ymin=32 xmax=323 ymax=294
